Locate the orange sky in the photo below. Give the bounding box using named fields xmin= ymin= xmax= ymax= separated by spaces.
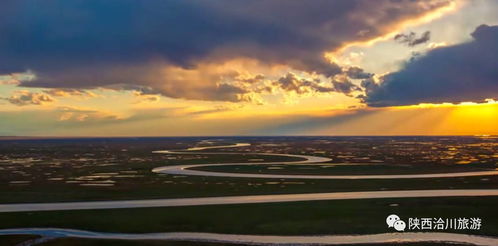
xmin=0 ymin=0 xmax=497 ymax=136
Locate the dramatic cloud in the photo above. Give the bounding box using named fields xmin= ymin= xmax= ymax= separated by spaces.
xmin=0 ymin=0 xmax=452 ymax=102
xmin=271 ymin=73 xmax=362 ymax=97
xmin=32 ymin=61 xmax=251 ymax=103
xmin=273 ymin=73 xmax=335 ymax=95
xmin=366 ymin=24 xmax=498 ymax=107
xmin=332 ymin=80 xmax=361 ymax=95
xmin=394 ymin=31 xmax=431 ymax=47
xmin=360 ymin=78 xmax=380 ymax=95
xmin=2 ymin=90 xmax=55 ymax=106
xmin=345 ymin=67 xmax=374 ymax=80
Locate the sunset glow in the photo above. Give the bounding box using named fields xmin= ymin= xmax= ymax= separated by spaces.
xmin=1 ymin=0 xmax=497 ymax=136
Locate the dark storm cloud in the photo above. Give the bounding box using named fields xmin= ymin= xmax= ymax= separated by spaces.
xmin=360 ymin=78 xmax=380 ymax=95
xmin=394 ymin=31 xmax=431 ymax=47
xmin=0 ymin=0 xmax=452 ymax=102
xmin=365 ymin=25 xmax=498 ymax=107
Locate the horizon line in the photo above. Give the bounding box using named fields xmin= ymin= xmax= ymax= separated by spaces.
xmin=0 ymin=134 xmax=496 ymax=140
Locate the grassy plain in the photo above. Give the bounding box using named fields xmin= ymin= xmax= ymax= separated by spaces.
xmin=0 ymin=197 xmax=496 ymax=236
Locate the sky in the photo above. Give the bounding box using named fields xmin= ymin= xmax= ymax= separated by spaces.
xmin=0 ymin=0 xmax=497 ymax=136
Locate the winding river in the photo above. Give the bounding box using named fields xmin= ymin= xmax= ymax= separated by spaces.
xmin=1 ymin=142 xmax=497 ymax=245
xmin=152 ymin=143 xmax=498 ymax=179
